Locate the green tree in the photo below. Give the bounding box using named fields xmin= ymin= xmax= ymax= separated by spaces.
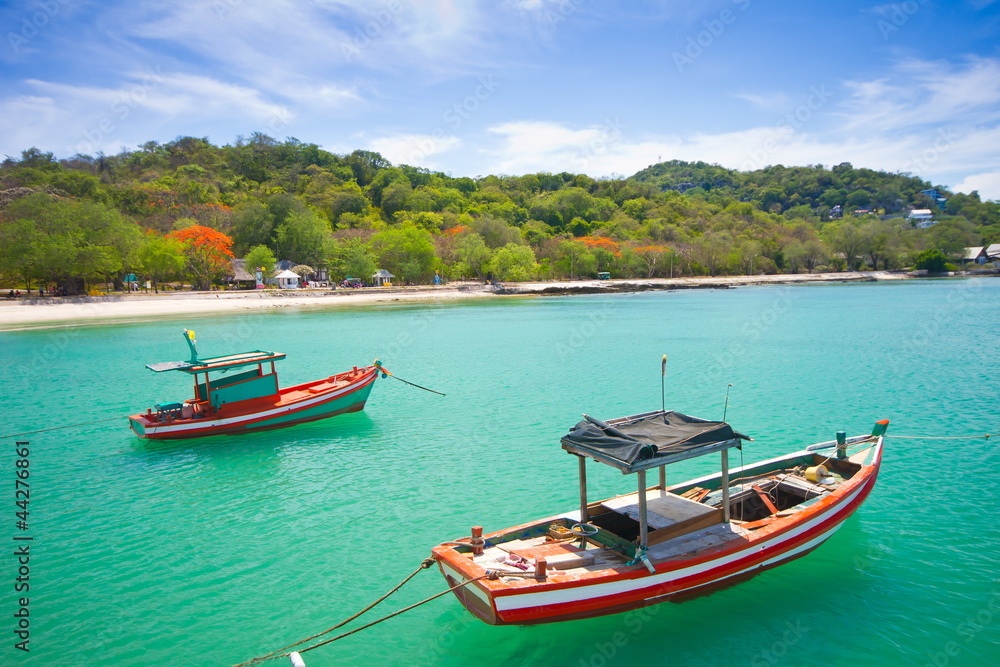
xmin=327 ymin=238 xmax=376 ymax=281
xmin=487 ymin=243 xmax=537 ymax=282
xmin=691 ymin=231 xmax=732 ymax=276
xmin=274 ymin=209 xmax=332 ymax=265
xmin=785 ymin=239 xmax=826 ymax=273
xmin=454 ymin=233 xmax=493 ymax=280
xmin=244 ymin=244 xmax=277 ymax=281
xmin=135 ymin=233 xmax=186 ymax=292
xmin=0 ymin=193 xmax=141 ymax=293
xmin=914 ymin=249 xmax=948 ymax=272
xmin=823 ymin=220 xmax=867 ymax=270
xmin=230 ymin=202 xmax=275 ymax=254
xmin=556 ymin=239 xmax=596 ymax=278
xmin=370 ymin=225 xmax=437 ymax=283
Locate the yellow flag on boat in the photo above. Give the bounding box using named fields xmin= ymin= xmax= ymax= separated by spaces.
xmin=187 ymin=330 xmax=195 ymax=340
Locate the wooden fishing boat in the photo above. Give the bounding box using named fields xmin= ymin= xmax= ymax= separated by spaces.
xmin=128 ymin=330 xmax=381 ymax=440
xmin=432 ymin=410 xmax=888 ymax=625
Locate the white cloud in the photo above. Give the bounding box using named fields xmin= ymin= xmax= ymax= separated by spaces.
xmin=477 ymin=117 xmax=1000 ymax=199
xmin=474 ymin=57 xmax=1000 ymax=200
xmin=485 ymin=119 xmax=631 ymax=174
xmin=0 ymin=73 xmax=293 ymax=156
xmin=732 ymin=92 xmax=793 ymax=113
xmin=367 ymin=133 xmax=462 ymax=168
xmin=952 ymin=171 xmax=1000 ymax=200
xmin=839 ymin=57 xmax=1000 ymax=132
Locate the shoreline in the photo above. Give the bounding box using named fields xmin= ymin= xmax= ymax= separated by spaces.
xmin=0 ymin=270 xmax=976 ymax=331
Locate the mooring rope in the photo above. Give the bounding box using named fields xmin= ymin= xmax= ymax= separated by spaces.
xmin=234 ymin=559 xmax=486 ymax=666
xmin=0 ymin=416 xmax=124 ymax=439
xmin=377 ymin=365 xmax=446 ymax=396
xmin=889 ymin=433 xmax=996 ymax=440
xmin=238 ymin=558 xmax=435 ymax=665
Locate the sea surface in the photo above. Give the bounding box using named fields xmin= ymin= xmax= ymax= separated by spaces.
xmin=1 ymin=278 xmax=998 ymax=667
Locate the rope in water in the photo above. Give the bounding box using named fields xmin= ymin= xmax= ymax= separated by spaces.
xmin=0 ymin=416 xmax=124 ymax=439
xmin=237 ymin=558 xmax=435 ymax=665
xmin=234 ymin=559 xmax=486 ymax=666
xmin=383 ymin=372 xmax=446 ymax=396
xmin=889 ymin=433 xmax=996 ymax=440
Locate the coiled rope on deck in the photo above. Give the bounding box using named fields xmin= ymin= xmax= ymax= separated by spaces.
xmin=234 ymin=558 xmax=487 ymax=666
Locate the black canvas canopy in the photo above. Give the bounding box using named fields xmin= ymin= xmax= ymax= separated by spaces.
xmin=561 ymin=410 xmax=751 ymax=473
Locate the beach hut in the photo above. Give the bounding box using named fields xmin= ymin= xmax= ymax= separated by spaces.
xmin=227 ymin=259 xmax=257 ymax=290
xmin=274 ymin=269 xmax=300 ymax=289
xmin=373 ymin=269 xmax=395 ymax=287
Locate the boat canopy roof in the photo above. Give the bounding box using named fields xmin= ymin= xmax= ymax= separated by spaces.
xmin=146 ymin=350 xmax=286 ymax=374
xmin=561 ymin=410 xmax=751 ymax=473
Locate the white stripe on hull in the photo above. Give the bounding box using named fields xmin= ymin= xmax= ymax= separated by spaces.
xmin=439 ymin=562 xmax=493 ymax=607
xmin=646 ymin=520 xmax=844 ymax=603
xmin=493 ymin=476 xmax=870 ymax=613
xmin=143 ymin=377 xmax=372 ymax=436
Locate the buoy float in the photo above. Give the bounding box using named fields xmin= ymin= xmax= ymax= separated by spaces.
xmin=290 ymin=651 xmax=306 ymax=667
xmin=804 ymin=465 xmax=829 ymax=483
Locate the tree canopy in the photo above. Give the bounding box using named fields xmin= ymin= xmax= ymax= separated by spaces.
xmin=2 ymin=140 xmax=997 ymax=292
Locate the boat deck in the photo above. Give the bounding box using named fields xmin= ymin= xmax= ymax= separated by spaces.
xmin=277 ymin=373 xmax=363 ymax=404
xmin=473 ymin=537 xmax=629 ymax=580
xmin=470 ymin=519 xmax=753 ymax=584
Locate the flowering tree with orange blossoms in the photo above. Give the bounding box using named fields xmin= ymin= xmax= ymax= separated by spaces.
xmin=579 ymin=236 xmax=621 ymax=255
xmin=442 ymin=224 xmax=469 ymax=237
xmin=166 ymin=225 xmax=234 ymax=290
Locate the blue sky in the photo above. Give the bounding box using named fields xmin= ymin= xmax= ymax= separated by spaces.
xmin=2 ymin=0 xmax=999 ymax=198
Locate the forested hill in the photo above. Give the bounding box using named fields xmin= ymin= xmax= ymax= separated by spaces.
xmin=632 ymin=160 xmax=949 ymax=215
xmin=1 ymin=136 xmax=998 ymax=293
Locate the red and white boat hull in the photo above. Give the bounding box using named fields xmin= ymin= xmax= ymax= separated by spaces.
xmin=434 ymin=438 xmax=882 ymax=625
xmin=128 ymin=366 xmax=378 ymax=440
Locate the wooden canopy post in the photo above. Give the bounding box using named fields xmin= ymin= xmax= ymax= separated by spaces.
xmin=637 ymin=469 xmax=649 ymax=549
xmin=577 ymin=455 xmax=588 ymax=547
xmin=721 ymin=449 xmax=731 ymax=524
xmin=658 ymin=465 xmax=666 ymax=492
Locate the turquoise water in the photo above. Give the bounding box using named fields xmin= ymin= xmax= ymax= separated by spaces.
xmin=1 ymin=279 xmax=998 ymax=666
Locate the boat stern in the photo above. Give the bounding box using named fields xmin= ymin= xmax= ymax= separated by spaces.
xmin=127 ymin=414 xmax=150 ymax=438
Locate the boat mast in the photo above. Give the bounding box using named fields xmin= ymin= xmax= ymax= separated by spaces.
xmin=720 ymin=384 xmax=734 ymax=523
xmin=659 ymin=355 xmax=667 ymax=491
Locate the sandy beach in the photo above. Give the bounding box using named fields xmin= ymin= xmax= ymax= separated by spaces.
xmin=0 ymin=271 xmax=915 ymax=330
